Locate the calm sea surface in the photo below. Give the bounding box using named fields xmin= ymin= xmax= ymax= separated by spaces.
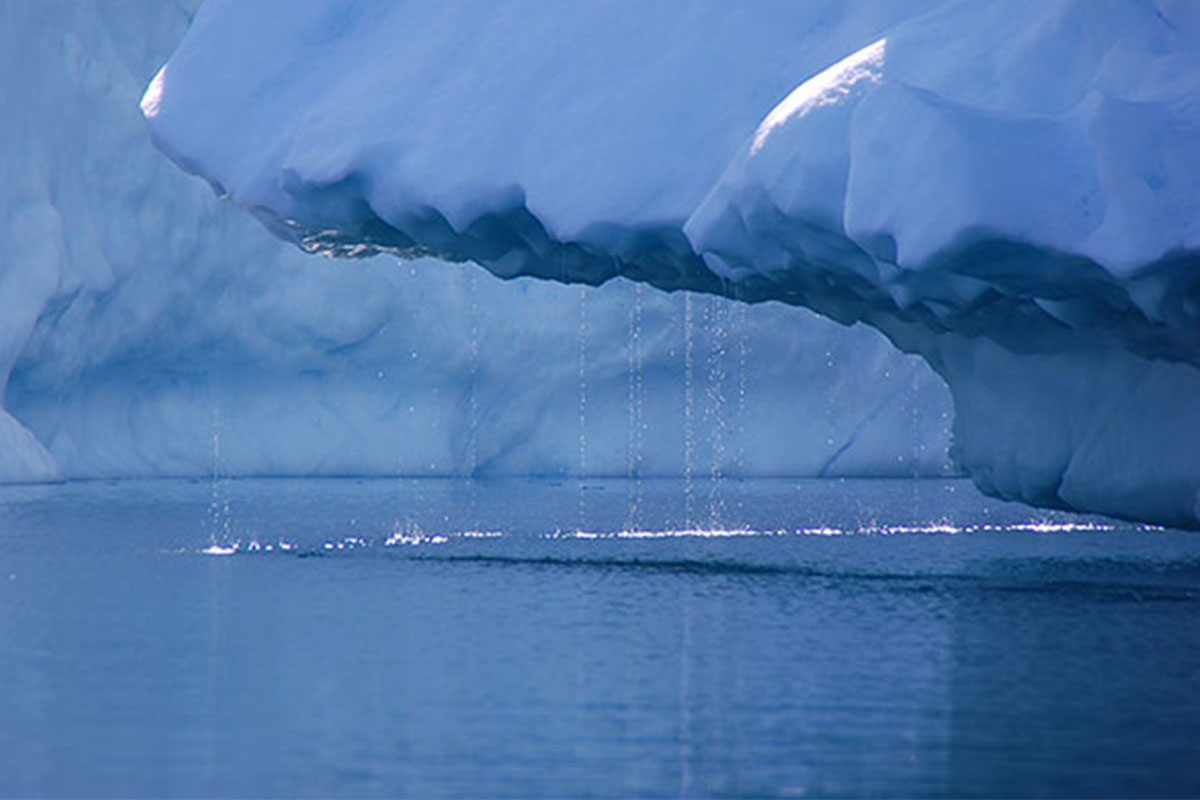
xmin=1 ymin=477 xmax=1198 ymax=798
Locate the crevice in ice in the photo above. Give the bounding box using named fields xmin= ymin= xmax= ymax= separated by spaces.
xmin=816 ymin=383 xmax=909 ymax=479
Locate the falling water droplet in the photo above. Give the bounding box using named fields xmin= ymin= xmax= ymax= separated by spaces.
xmin=824 ymin=348 xmax=837 ymax=466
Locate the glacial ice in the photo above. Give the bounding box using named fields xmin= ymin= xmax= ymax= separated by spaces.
xmin=0 ymin=0 xmax=953 ymax=486
xmin=142 ymin=0 xmax=1200 ymax=527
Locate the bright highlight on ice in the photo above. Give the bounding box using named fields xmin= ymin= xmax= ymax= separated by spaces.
xmin=139 ymin=66 xmax=166 ymax=120
xmin=751 ymin=37 xmax=886 ymax=155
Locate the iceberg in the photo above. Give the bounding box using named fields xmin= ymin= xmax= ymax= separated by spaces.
xmin=143 ymin=0 xmax=1200 ymax=527
xmin=0 ymin=0 xmax=953 ymax=485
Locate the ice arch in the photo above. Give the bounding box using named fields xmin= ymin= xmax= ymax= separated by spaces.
xmin=0 ymin=0 xmax=956 ymax=485
xmin=144 ymin=0 xmax=1200 ymax=527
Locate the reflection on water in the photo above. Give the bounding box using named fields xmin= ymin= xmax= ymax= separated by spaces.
xmin=0 ymin=478 xmax=1197 ymax=798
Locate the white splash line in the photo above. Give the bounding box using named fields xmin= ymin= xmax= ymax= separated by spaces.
xmin=198 ymin=518 xmax=1150 ymax=555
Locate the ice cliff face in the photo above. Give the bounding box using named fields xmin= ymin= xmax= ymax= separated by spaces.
xmin=0 ymin=1 xmax=953 ymax=486
xmin=143 ymin=0 xmax=1200 ymax=527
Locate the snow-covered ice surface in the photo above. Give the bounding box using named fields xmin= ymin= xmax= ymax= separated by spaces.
xmin=144 ymin=0 xmax=1200 ymax=527
xmin=0 ymin=2 xmax=953 ymax=483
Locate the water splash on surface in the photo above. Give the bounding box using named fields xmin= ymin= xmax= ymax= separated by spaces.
xmin=199 ymin=518 xmax=1136 ymax=556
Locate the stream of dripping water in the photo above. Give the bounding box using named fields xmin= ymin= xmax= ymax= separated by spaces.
xmin=466 ymin=270 xmax=480 ymax=479
xmin=207 ymin=400 xmax=232 ymax=548
xmin=400 ymin=263 xmax=427 ymax=542
xmin=578 ymin=284 xmax=588 ymax=532
xmin=626 ymin=282 xmax=645 ymax=532
xmin=735 ymin=292 xmax=749 ymax=519
xmin=705 ymin=295 xmax=727 ymax=529
xmin=911 ymin=359 xmax=923 ymax=521
xmin=682 ymin=292 xmax=695 ymax=528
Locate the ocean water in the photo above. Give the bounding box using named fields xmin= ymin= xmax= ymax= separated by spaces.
xmin=1 ymin=477 xmax=1198 ymax=798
